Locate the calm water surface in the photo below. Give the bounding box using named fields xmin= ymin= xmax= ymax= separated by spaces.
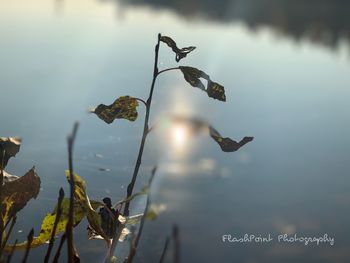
xmin=0 ymin=0 xmax=350 ymax=262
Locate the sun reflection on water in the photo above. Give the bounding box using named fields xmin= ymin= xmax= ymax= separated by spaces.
xmin=171 ymin=124 xmax=188 ymax=150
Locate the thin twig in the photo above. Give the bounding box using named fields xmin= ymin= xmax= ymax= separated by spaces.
xmin=44 ymin=188 xmax=65 ymax=263
xmin=158 ymin=237 xmax=170 ymax=263
xmin=126 ymin=167 xmax=157 ymax=263
xmin=1 ymin=216 xmax=17 ymax=251
xmin=6 ymin=239 xmax=17 ymax=263
xmin=22 ymin=228 xmax=34 ymax=263
xmin=66 ymin=122 xmax=79 ymax=263
xmin=52 ymin=233 xmax=66 ymax=263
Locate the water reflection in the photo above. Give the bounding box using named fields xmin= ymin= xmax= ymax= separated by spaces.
xmin=104 ymin=0 xmax=350 ymax=51
xmin=170 ymin=124 xmax=188 ymax=151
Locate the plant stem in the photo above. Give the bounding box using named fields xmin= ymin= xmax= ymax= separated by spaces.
xmin=109 ymin=34 xmax=162 ymax=261
xmin=44 ymin=188 xmax=64 ymax=263
xmin=157 ymin=67 xmax=179 ymax=75
xmin=126 ymin=167 xmax=156 ymax=263
xmin=52 ymin=234 xmax=66 ymax=263
xmin=123 ymin=33 xmax=161 ymax=217
xmin=66 ymin=122 xmax=79 ymax=263
xmin=135 ymin=98 xmax=147 ymax=107
xmin=1 ymin=216 xmax=16 ymax=252
xmin=0 ymin=151 xmax=5 ymax=257
xmin=22 ymin=228 xmax=34 ymax=263
xmin=6 ymin=239 xmax=17 ymax=263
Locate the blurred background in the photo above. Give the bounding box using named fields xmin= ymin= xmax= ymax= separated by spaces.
xmin=0 ymin=0 xmax=350 ymax=262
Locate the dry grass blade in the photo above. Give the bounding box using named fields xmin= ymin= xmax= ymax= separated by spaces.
xmin=1 ymin=216 xmax=17 ymax=252
xmin=66 ymin=122 xmax=79 ymax=263
xmin=44 ymin=188 xmax=65 ymax=263
xmin=52 ymin=233 xmax=66 ymax=263
xmin=6 ymin=239 xmax=17 ymax=263
xmin=22 ymin=228 xmax=34 ymax=263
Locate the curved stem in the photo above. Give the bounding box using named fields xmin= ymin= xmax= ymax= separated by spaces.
xmin=135 ymin=98 xmax=147 ymax=107
xmin=157 ymin=67 xmax=179 ymax=76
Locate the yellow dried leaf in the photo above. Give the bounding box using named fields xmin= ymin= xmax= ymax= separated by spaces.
xmin=65 ymin=171 xmax=109 ymax=241
xmin=5 ymin=198 xmax=87 ymax=250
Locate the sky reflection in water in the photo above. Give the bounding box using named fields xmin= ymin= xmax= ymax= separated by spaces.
xmin=0 ymin=0 xmax=350 ymax=262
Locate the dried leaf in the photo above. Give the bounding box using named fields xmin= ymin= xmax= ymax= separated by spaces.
xmin=179 ymin=66 xmax=226 ymax=102
xmin=170 ymin=116 xmax=253 ymax=152
xmin=0 ymin=137 xmax=21 ymax=169
xmin=209 ymin=127 xmax=254 ymax=152
xmin=93 ymin=96 xmax=139 ymax=124
xmin=179 ymin=66 xmax=207 ymax=90
xmin=160 ymin=36 xmax=196 ymax=62
xmin=65 ymin=171 xmax=109 ymax=241
xmin=1 ymin=167 xmax=40 ymax=225
xmin=125 ymin=213 xmax=144 ymax=226
xmin=207 ymin=81 xmax=226 ymax=102
xmin=5 ymin=198 xmax=88 ymax=250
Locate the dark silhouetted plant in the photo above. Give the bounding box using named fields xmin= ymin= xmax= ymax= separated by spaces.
xmin=92 ymin=33 xmax=253 ymax=262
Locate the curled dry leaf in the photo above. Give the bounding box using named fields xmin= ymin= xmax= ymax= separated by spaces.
xmin=160 ymin=36 xmax=196 ymax=62
xmin=209 ymin=127 xmax=254 ymax=152
xmin=93 ymin=96 xmax=139 ymax=124
xmin=0 ymin=137 xmax=21 ymax=169
xmin=179 ymin=66 xmax=226 ymax=102
xmin=1 ymin=167 xmax=40 ymax=225
xmin=169 ymin=116 xmax=253 ymax=152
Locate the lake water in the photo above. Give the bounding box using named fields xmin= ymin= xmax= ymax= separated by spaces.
xmin=1 ymin=0 xmax=350 ymax=262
